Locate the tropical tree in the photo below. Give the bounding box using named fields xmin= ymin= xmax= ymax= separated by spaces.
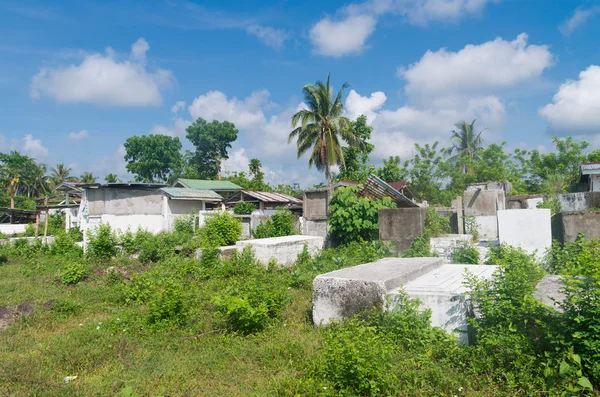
xmin=289 ymin=74 xmax=359 ymax=184
xmin=25 ymin=163 xmax=50 ymax=198
xmin=104 ymin=173 xmax=120 ymax=183
xmin=444 ymin=120 xmax=485 ymax=173
xmin=50 ymin=163 xmax=73 ymax=186
xmin=79 ymin=172 xmax=97 ymax=184
xmin=335 ymin=115 xmax=375 ymax=183
xmin=124 ymin=134 xmax=183 ymax=183
xmin=0 ymin=151 xmax=37 ymax=208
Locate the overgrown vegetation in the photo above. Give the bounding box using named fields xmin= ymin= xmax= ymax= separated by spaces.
xmin=253 ymin=207 xmax=296 ymax=239
xmin=537 ymin=196 xmax=562 ymax=216
xmin=232 ymin=201 xmax=257 ymax=215
xmin=451 ymin=243 xmax=480 ymax=264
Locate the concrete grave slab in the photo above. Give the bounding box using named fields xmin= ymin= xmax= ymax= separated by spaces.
xmin=236 ymin=235 xmax=324 ymax=267
xmin=378 ymin=208 xmax=426 ymax=252
xmin=535 ymin=275 xmax=565 ymax=312
xmin=497 ymin=209 xmax=552 ymax=258
xmin=429 ymin=234 xmax=473 ymax=260
xmin=312 ymin=257 xmax=445 ymax=325
xmin=471 ymin=215 xmax=498 ymax=241
xmin=390 ymin=264 xmax=497 ymax=343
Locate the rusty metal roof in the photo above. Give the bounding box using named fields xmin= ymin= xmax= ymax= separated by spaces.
xmin=160 ymin=188 xmax=222 ymax=201
xmin=239 ymin=190 xmax=303 ymax=204
xmin=357 ymin=175 xmax=418 ymax=208
xmin=581 ymin=163 xmax=600 ymax=172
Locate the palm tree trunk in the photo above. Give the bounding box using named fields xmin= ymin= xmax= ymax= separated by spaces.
xmin=326 ymin=162 xmax=331 ymax=185
xmin=10 ymin=195 xmax=14 ymax=209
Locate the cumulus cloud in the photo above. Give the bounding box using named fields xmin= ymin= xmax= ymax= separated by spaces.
xmin=150 ymin=117 xmax=190 ymax=137
xmin=345 ymin=89 xmax=387 ymax=121
xmin=310 ymin=0 xmax=500 ymax=57
xmin=30 ymin=38 xmax=174 ymax=106
xmin=171 ymin=101 xmax=186 ymax=113
xmin=68 ymin=130 xmax=88 ymax=141
xmin=539 ymin=65 xmax=600 ymax=133
xmin=309 ymin=15 xmax=377 ymax=57
xmin=188 ymin=90 xmax=272 ymax=129
xmin=246 ymin=25 xmax=292 ymax=50
xmin=221 ymin=148 xmax=251 ymax=174
xmin=400 ymin=33 xmax=553 ymax=102
xmin=22 ymin=134 xmax=48 ymax=158
xmin=560 ymin=6 xmax=600 ymax=36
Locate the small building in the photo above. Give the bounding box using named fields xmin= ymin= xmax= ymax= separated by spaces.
xmin=79 ymin=183 xmax=222 ymax=235
xmin=226 ymin=190 xmax=302 ymax=211
xmin=174 ymin=179 xmax=242 ymax=200
xmin=579 ymin=163 xmax=600 ymax=192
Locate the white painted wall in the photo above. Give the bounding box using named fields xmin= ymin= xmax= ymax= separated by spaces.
xmin=236 ymin=235 xmax=324 ymax=267
xmin=0 ymin=224 xmax=27 ymax=235
xmin=592 ymin=175 xmax=600 ymax=192
xmin=86 ymin=214 xmax=165 ymax=235
xmin=497 ymin=209 xmax=552 ymax=259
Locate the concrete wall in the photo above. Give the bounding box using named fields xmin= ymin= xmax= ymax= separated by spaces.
xmin=552 ymin=210 xmax=600 ymax=243
xmin=303 ymin=190 xmax=329 ymax=221
xmin=464 ymin=189 xmax=505 ymax=216
xmin=378 ymin=207 xmax=426 ymax=252
xmin=87 ymin=188 xmax=163 ymax=216
xmin=497 ymin=209 xmax=552 ymax=259
xmin=166 ymin=199 xmax=203 ymax=215
xmin=430 ymin=234 xmax=473 ymax=261
xmin=0 ymin=236 xmax=56 ymax=246
xmin=466 ymin=181 xmax=512 ymax=194
xmin=87 ymin=214 xmax=165 ymax=234
xmin=556 ymin=192 xmax=600 ymax=212
xmin=236 ymin=235 xmax=324 ymax=267
xmin=303 ymin=219 xmax=329 ymax=239
xmin=0 ymin=224 xmax=27 ymax=235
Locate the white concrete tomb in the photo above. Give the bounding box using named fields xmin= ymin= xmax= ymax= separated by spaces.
xmin=497 ymin=209 xmax=552 ymax=259
xmin=235 ymin=235 xmax=324 ymax=267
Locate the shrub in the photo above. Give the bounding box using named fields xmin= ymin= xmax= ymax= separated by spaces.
xmin=253 ymin=207 xmax=296 ymax=239
xmin=67 ymin=227 xmax=83 ymax=242
xmin=212 ymin=295 xmax=269 ymax=335
xmin=24 ymin=223 xmax=35 ymax=237
xmin=328 ymin=186 xmax=396 ymax=246
xmin=47 ymin=212 xmax=66 ymax=236
xmin=537 ymin=197 xmax=562 ymax=216
xmin=49 ymin=231 xmax=82 ymax=258
xmin=464 ymin=216 xmax=480 ymax=241
xmin=424 ymin=207 xmax=452 ymax=237
xmin=146 ymin=279 xmax=187 ymax=327
xmin=87 ymin=223 xmax=118 ymax=260
xmin=450 ymin=243 xmax=480 ymax=264
xmin=173 ymin=213 xmax=197 ymax=237
xmin=401 ymin=235 xmax=437 ymax=258
xmin=233 ymin=201 xmax=257 ymax=215
xmin=60 ymin=261 xmax=88 ymax=285
xmin=199 ymin=211 xmax=242 ymax=247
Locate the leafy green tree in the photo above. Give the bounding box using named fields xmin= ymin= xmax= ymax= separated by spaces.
xmin=375 ymin=156 xmax=407 ymax=183
xmin=79 ymin=172 xmax=97 ymax=184
xmin=336 ymin=115 xmax=375 ymax=182
xmin=443 ymin=120 xmax=485 ymax=174
xmin=406 ymin=142 xmax=448 ymax=205
xmin=328 ymin=186 xmax=396 ymax=245
xmin=0 ymin=151 xmax=38 ymax=208
xmin=185 ymin=118 xmax=239 ymax=180
xmin=124 ymin=134 xmax=183 ymax=183
xmin=50 ymin=162 xmax=73 ymax=186
xmin=289 ymin=74 xmax=360 ymax=184
xmin=104 ymin=173 xmax=120 ymax=183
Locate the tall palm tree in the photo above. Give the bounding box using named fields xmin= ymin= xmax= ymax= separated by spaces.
xmin=79 ymin=172 xmax=97 ymax=184
xmin=288 ymin=74 xmax=359 ymax=184
xmin=50 ymin=163 xmax=72 ymax=186
xmin=444 ymin=120 xmax=485 ymax=173
xmin=104 ymin=173 xmax=120 ymax=183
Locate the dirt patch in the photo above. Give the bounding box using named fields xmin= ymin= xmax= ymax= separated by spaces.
xmin=0 ymin=300 xmax=55 ymax=330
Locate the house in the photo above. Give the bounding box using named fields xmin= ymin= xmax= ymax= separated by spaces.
xmin=226 ymin=190 xmax=302 ymax=211
xmin=579 ymin=163 xmax=600 ymax=192
xmin=79 ymin=183 xmax=222 ymax=235
xmin=174 ymin=179 xmax=242 ymax=200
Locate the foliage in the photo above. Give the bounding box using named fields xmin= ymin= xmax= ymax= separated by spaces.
xmin=375 ymin=156 xmax=406 ymax=183
xmin=104 ymin=173 xmax=120 ymax=183
xmin=289 ymin=73 xmax=359 ymax=183
xmin=401 ymin=236 xmax=437 ymax=258
xmin=335 ymin=115 xmax=375 ymax=183
xmin=0 ymin=151 xmax=47 ymax=207
xmin=224 ymin=158 xmax=270 ymax=191
xmin=47 ymin=211 xmax=66 ymax=236
xmin=60 ymin=261 xmax=88 ymax=285
xmin=424 ymin=207 xmax=452 ymax=237
xmin=233 ymin=201 xmax=257 ymax=215
xmin=146 ymin=278 xmax=187 ymax=327
xmin=87 ymin=223 xmax=118 ymax=260
xmin=200 ymin=211 xmax=242 ymax=247
xmin=450 ymin=243 xmax=480 ymax=264
xmin=185 ymin=117 xmax=239 ymax=179
xmin=443 ymin=119 xmax=484 ymax=172
xmin=79 ymin=172 xmax=97 ymax=184
xmin=537 ymin=197 xmax=562 ymax=216
xmin=464 ymin=216 xmax=480 ymax=241
xmin=406 ymin=142 xmax=448 ymax=205
xmin=49 ymin=230 xmax=82 ymax=258
xmin=253 ymin=208 xmax=296 ymax=239
xmin=328 ymin=186 xmax=396 ymax=246
xmin=124 ymin=134 xmax=183 ymax=183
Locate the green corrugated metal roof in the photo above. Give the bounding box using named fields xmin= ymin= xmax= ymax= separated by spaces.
xmin=160 ymin=187 xmax=223 ymax=201
xmin=175 ymin=179 xmax=242 ymax=191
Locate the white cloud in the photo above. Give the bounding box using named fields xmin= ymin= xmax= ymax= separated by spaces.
xmin=188 ymin=90 xmax=271 ymax=129
xmin=345 ymin=89 xmax=387 ymax=121
xmin=560 ymin=6 xmax=600 ymax=36
xmin=30 ymin=38 xmax=174 ymax=106
xmin=246 ymin=25 xmax=291 ymax=50
xmin=22 ymin=134 xmax=48 ymax=158
xmin=309 ymin=15 xmax=376 ymax=57
xmin=310 ymin=0 xmax=499 ymax=57
xmin=221 ymin=148 xmax=250 ymax=174
xmin=171 ymin=101 xmax=185 ymax=113
xmin=150 ymin=117 xmax=190 ymax=137
xmin=67 ymin=129 xmax=88 ymax=141
xmin=539 ymin=65 xmax=600 ymax=133
xmin=400 ymin=33 xmax=553 ymax=102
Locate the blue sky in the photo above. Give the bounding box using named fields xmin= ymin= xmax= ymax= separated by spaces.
xmin=1 ymin=0 xmax=600 ymax=187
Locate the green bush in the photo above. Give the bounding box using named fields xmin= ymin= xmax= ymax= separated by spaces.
xmin=424 ymin=207 xmax=452 ymax=237
xmin=199 ymin=211 xmax=242 ymax=247
xmin=450 ymin=243 xmax=480 ymax=264
xmin=328 ymin=186 xmax=396 ymax=246
xmin=173 ymin=214 xmax=197 ymax=237
xmin=67 ymin=227 xmax=83 ymax=242
xmin=49 ymin=231 xmax=82 ymax=258
xmin=24 ymin=223 xmax=35 ymax=237
xmin=401 ymin=235 xmax=437 ymax=258
xmin=233 ymin=201 xmax=257 ymax=215
xmin=212 ymin=295 xmax=269 ymax=335
xmin=146 ymin=279 xmax=187 ymax=327
xmin=537 ymin=197 xmax=562 ymax=216
xmin=87 ymin=223 xmax=118 ymax=260
xmin=47 ymin=212 xmax=66 ymax=236
xmin=60 ymin=261 xmax=88 ymax=285
xmin=253 ymin=207 xmax=296 ymax=239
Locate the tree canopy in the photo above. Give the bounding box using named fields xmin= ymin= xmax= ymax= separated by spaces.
xmin=123 ymin=134 xmax=183 ymax=183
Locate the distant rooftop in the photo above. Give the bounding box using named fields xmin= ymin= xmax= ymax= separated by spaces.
xmin=160 ymin=187 xmax=222 ymax=201
xmin=228 ymin=190 xmax=302 ymax=204
xmin=581 ymin=162 xmax=600 ymax=172
xmin=81 ymin=182 xmax=167 ymax=189
xmin=175 ymin=178 xmax=242 ymax=191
